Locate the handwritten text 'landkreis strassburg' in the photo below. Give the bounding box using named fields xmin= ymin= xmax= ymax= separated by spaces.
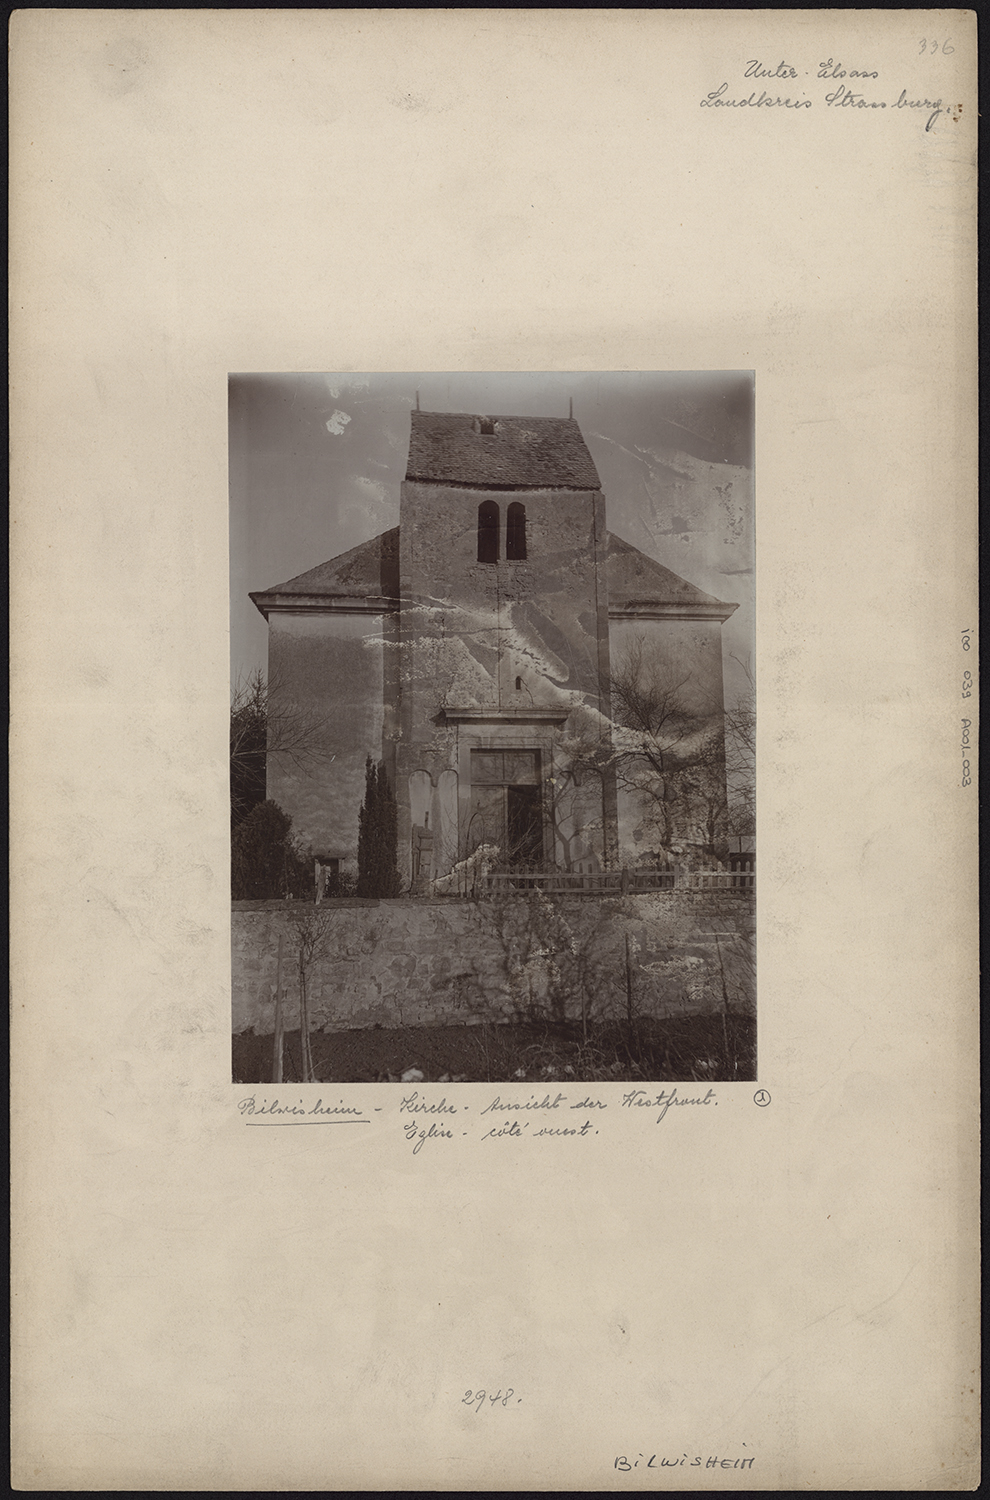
xmin=700 ymin=58 xmax=948 ymax=130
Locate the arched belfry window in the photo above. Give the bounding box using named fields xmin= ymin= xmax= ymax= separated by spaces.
xmin=506 ymin=501 xmax=527 ymax=561
xmin=477 ymin=500 xmax=500 ymax=564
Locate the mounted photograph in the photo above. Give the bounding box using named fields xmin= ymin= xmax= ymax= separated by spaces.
xmin=230 ymin=372 xmax=755 ymax=1084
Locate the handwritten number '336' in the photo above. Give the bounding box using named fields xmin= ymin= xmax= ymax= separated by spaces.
xmin=920 ymin=38 xmax=953 ymax=53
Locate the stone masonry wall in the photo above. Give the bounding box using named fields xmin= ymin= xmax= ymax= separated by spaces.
xmin=232 ymin=893 xmax=754 ymax=1035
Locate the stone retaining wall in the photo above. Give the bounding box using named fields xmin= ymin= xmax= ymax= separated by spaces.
xmin=231 ymin=893 xmax=754 ymax=1034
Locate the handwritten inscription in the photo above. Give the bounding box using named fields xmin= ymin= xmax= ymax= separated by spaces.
xmin=745 ymin=59 xmax=798 ymax=80
xmin=482 ymin=1119 xmax=597 ymax=1140
xmin=399 ymin=1091 xmax=457 ymax=1115
xmin=818 ymin=58 xmax=878 ymax=79
xmin=462 ymin=1389 xmax=520 ymax=1411
xmin=824 ymin=85 xmax=886 ymax=112
xmin=238 ymin=1095 xmax=367 ymax=1121
xmin=826 ymin=87 xmax=946 ymax=129
xmin=404 ymin=1120 xmax=455 ymax=1154
xmin=481 ymin=1092 xmax=567 ymax=1114
xmin=615 ymin=1454 xmax=755 ymax=1472
xmin=701 ymin=54 xmax=954 ymax=130
xmin=622 ymin=1086 xmax=717 ymax=1122
xmin=701 ymin=83 xmax=810 ymax=112
xmin=237 ymin=1087 xmax=732 ymax=1145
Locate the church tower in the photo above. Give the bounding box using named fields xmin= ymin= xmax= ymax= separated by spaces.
xmin=394 ymin=410 xmax=618 ymax=888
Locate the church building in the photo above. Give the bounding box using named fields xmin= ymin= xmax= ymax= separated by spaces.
xmin=250 ymin=409 xmax=738 ymax=890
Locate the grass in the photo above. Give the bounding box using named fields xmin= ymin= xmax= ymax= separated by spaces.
xmin=232 ymin=1013 xmax=756 ymax=1085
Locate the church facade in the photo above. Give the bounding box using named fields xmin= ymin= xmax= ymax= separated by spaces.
xmin=250 ymin=410 xmax=738 ymax=890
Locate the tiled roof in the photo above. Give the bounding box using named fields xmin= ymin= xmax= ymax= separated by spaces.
xmin=250 ymin=524 xmax=736 ymax=622
xmin=605 ymin=531 xmax=735 ymax=614
xmin=405 ymin=411 xmax=601 ymax=489
xmin=250 ymin=527 xmax=399 ymax=615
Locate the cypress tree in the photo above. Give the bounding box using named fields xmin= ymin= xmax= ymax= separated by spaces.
xmin=356 ymin=757 xmax=376 ymax=896
xmin=375 ymin=762 xmax=401 ymax=897
xmin=357 ymin=757 xmax=401 ymax=897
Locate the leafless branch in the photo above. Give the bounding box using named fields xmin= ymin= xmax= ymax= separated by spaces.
xmin=230 ymin=666 xmax=340 ymax=778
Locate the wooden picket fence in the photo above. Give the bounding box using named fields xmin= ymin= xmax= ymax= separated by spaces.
xmin=478 ymin=864 xmax=753 ymax=896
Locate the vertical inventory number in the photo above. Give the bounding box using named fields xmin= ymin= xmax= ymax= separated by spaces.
xmin=960 ymin=631 xmax=974 ymax=787
xmin=961 ymin=715 xmax=973 ymax=786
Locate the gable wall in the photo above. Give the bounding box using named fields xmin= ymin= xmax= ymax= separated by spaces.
xmin=267 ymin=612 xmax=386 ymax=862
xmin=608 ymin=616 xmax=727 ymax=864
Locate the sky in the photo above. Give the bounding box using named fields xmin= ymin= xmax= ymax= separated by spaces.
xmin=229 ymin=371 xmax=754 ymax=705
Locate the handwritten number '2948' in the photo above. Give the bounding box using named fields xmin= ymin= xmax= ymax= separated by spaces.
xmin=462 ymin=1389 xmax=517 ymax=1411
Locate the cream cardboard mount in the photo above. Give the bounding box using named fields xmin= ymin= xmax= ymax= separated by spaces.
xmin=10 ymin=8 xmax=978 ymax=1491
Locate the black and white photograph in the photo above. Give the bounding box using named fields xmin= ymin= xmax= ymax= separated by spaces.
xmin=230 ymin=372 xmax=755 ymax=1084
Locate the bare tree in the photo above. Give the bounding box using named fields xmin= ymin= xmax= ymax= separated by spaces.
xmin=609 ymin=639 xmax=719 ymax=860
xmin=285 ymin=906 xmax=341 ymax=1082
xmin=230 ymin=665 xmax=338 ymax=829
xmin=678 ymin=730 xmax=730 ymax=861
xmin=543 ymin=725 xmax=612 ymax=872
xmin=454 ymin=884 xmax=630 ymax=1039
xmin=723 ymin=658 xmax=755 ymax=839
